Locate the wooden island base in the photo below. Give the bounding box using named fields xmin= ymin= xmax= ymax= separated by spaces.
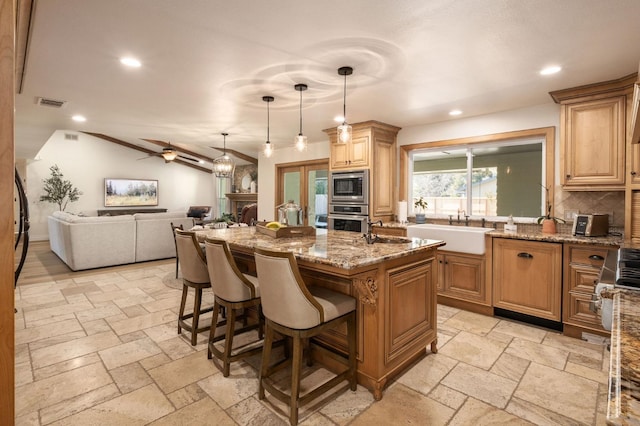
xmin=232 ymin=245 xmax=440 ymax=400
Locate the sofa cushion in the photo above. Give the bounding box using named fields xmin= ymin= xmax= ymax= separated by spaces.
xmin=133 ymin=211 xmax=187 ymax=220
xmin=52 ymin=211 xmax=134 ymax=223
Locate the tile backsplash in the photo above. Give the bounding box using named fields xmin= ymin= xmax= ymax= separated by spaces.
xmin=555 ymin=188 xmax=624 ymax=227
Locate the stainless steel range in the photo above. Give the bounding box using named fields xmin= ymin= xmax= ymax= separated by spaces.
xmin=593 ymin=248 xmax=640 ymax=330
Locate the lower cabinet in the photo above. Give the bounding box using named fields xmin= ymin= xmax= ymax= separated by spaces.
xmin=437 ymin=251 xmax=488 ymax=306
xmin=563 ymin=243 xmax=614 ymax=337
xmin=493 ymin=238 xmax=563 ymax=321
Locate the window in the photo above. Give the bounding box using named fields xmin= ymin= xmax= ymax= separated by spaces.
xmin=401 ymin=127 xmax=555 ymax=220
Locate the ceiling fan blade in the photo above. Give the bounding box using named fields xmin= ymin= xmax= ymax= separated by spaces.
xmin=177 ymin=154 xmax=200 ymax=163
xmin=137 ymin=153 xmax=160 ymax=161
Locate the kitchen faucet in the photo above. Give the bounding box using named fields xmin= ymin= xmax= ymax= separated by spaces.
xmin=363 ymin=219 xmax=383 ymax=244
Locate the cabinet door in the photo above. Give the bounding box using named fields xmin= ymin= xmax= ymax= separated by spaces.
xmin=493 ymin=239 xmax=562 ymax=321
xmin=330 ymin=134 xmax=370 ymax=170
xmin=442 ymin=253 xmax=486 ymax=304
xmin=562 ymin=96 xmax=626 ymax=188
xmin=371 ymin=135 xmax=395 ymax=218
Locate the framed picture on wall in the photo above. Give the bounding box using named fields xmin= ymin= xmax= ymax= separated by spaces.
xmin=104 ymin=178 xmax=158 ymax=207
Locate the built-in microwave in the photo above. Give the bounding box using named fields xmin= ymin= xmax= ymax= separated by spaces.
xmin=329 ymin=169 xmax=369 ymax=205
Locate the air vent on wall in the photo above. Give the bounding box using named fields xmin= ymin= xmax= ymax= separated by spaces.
xmin=64 ymin=133 xmax=78 ymax=141
xmin=35 ymin=97 xmax=66 ymax=108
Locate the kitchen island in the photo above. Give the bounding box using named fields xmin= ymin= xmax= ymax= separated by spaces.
xmin=195 ymin=227 xmax=445 ymax=400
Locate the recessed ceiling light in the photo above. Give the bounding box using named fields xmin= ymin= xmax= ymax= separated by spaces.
xmin=449 ymin=109 xmax=462 ymax=116
xmin=71 ymin=115 xmax=86 ymax=122
xmin=120 ymin=57 xmax=141 ymax=68
xmin=199 ymin=160 xmax=205 ymax=164
xmin=540 ymin=65 xmax=561 ymax=75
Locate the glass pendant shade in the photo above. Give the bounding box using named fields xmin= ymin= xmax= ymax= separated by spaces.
xmin=213 ymin=133 xmax=235 ymax=178
xmin=295 ymin=134 xmax=307 ymax=152
xmin=337 ymin=66 xmax=353 ymax=144
xmin=263 ymin=95 xmax=274 ymax=158
xmin=337 ymin=123 xmax=352 ymax=144
xmin=294 ymin=83 xmax=308 ymax=152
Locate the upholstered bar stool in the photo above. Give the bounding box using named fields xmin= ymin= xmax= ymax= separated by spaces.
xmin=254 ymin=248 xmax=357 ymax=426
xmin=204 ymin=237 xmax=264 ymax=376
xmin=175 ymin=229 xmax=214 ymax=345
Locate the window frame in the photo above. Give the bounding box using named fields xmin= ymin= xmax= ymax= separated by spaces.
xmin=399 ymin=127 xmax=555 ymax=221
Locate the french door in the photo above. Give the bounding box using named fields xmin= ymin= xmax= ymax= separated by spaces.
xmin=276 ymin=159 xmax=329 ymax=227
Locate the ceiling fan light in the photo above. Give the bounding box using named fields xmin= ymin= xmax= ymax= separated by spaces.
xmin=337 ymin=123 xmax=352 ymax=144
xmin=161 ymin=150 xmax=178 ymax=161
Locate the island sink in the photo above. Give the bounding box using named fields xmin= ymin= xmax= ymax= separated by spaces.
xmin=406 ymin=223 xmax=494 ymax=254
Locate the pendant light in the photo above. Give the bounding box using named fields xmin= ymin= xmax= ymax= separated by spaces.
xmin=263 ymin=95 xmax=274 ymax=158
xmin=337 ymin=66 xmax=353 ymax=144
xmin=213 ymin=132 xmax=235 ymax=178
xmin=294 ymin=83 xmax=308 ymax=152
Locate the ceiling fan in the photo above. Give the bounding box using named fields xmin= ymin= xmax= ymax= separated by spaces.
xmin=138 ymin=142 xmax=200 ymax=163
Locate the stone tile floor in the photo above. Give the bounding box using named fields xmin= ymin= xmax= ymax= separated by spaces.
xmin=14 ymin=262 xmax=611 ymax=425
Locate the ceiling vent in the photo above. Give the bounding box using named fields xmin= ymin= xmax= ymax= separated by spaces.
xmin=35 ymin=97 xmax=66 ymax=108
xmin=64 ymin=133 xmax=78 ymax=141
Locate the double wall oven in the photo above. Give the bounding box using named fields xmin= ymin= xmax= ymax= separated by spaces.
xmin=328 ymin=169 xmax=369 ymax=233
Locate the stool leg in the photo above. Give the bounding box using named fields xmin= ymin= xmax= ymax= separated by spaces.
xmin=178 ymin=284 xmax=188 ymax=335
xmin=175 ymin=256 xmax=179 ymax=279
xmin=258 ymin=322 xmax=275 ymax=400
xmin=222 ymin=306 xmax=236 ymax=377
xmin=290 ymin=334 xmax=303 ymax=426
xmin=207 ymin=301 xmax=221 ymax=359
xmin=191 ymin=287 xmax=203 ymax=346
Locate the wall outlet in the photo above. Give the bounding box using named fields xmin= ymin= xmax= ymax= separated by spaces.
xmin=564 ymin=209 xmax=579 ymax=222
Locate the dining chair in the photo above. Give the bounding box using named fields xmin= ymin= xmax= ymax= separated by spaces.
xmin=254 ymin=247 xmax=357 ymax=425
xmin=174 ymin=229 xmax=214 ymax=345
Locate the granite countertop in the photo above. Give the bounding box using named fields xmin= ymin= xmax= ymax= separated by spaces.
xmin=488 ymin=229 xmax=623 ymax=246
xmin=195 ymin=227 xmax=445 ymax=270
xmin=608 ymin=289 xmax=640 ymax=425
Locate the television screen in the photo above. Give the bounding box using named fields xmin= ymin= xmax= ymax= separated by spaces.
xmin=104 ymin=178 xmax=158 ymax=207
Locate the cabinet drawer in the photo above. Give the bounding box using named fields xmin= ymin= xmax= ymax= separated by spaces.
xmin=564 ymin=291 xmax=606 ymax=332
xmin=568 ymin=246 xmax=609 ymax=267
xmin=567 ymin=265 xmax=599 ymax=293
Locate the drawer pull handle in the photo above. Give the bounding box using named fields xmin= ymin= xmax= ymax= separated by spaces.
xmin=517 ymin=252 xmax=533 ymax=259
xmin=588 ymin=255 xmax=604 ymax=261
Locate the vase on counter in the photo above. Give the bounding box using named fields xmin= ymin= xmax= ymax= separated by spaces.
xmin=415 ymin=213 xmax=426 ymax=224
xmin=250 ymin=181 xmax=256 ymax=193
xmin=541 ymin=219 xmax=557 ymax=234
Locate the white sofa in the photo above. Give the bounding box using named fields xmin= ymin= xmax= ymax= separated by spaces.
xmin=48 ymin=211 xmax=194 ymax=271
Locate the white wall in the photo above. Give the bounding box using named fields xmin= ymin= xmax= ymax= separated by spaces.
xmin=257 ymin=140 xmax=330 ymax=222
xmin=27 ymin=131 xmax=215 ymax=240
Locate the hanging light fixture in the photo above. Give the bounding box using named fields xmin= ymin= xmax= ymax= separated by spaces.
xmin=213 ymin=132 xmax=235 ymax=178
xmin=294 ymin=83 xmax=308 ymax=152
xmin=263 ymin=95 xmax=274 ymax=158
xmin=337 ymin=66 xmax=353 ymax=144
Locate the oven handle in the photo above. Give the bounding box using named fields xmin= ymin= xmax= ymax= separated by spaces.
xmin=329 ymin=214 xmax=369 ymax=221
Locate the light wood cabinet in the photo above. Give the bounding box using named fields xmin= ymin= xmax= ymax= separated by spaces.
xmin=330 ymin=131 xmax=369 ymax=169
xmin=492 ymin=238 xmax=562 ymax=321
xmin=550 ymin=74 xmax=635 ymax=191
xmin=325 ymin=121 xmax=401 ymax=222
xmin=562 ymin=243 xmax=613 ymax=338
xmin=437 ymin=251 xmax=488 ymax=306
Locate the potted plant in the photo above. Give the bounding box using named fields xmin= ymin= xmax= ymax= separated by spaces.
xmin=414 ymin=197 xmax=428 ymax=224
xmin=39 ymin=165 xmax=82 ymax=211
xmin=537 ymin=184 xmax=564 ymax=234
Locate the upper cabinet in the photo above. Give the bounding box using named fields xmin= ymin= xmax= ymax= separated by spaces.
xmin=324 ymin=121 xmax=401 ymax=221
xmin=550 ymin=74 xmax=636 ymax=191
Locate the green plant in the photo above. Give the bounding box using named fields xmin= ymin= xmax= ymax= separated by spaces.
xmin=213 ymin=212 xmax=236 ymax=223
xmin=414 ymin=196 xmax=428 ymax=212
xmin=536 ymin=184 xmax=565 ymax=224
xmin=39 ymin=165 xmax=82 ymax=211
